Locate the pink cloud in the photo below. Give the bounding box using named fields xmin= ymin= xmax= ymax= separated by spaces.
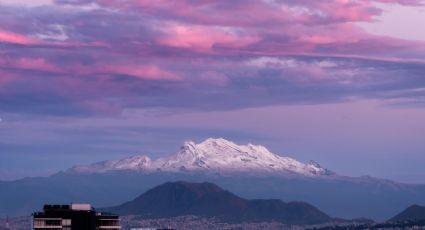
xmin=18 ymin=58 xmax=60 ymax=72
xmin=91 ymin=0 xmax=418 ymax=26
xmin=300 ymin=35 xmax=338 ymax=45
xmin=48 ymin=0 xmax=425 ymax=59
xmin=0 ymin=30 xmax=37 ymax=45
xmin=65 ymin=63 xmax=181 ymax=81
xmin=98 ymin=64 xmax=182 ymax=81
xmin=374 ymin=0 xmax=423 ymax=5
xmin=6 ymin=58 xmax=60 ymax=72
xmin=1 ymin=0 xmax=425 ymax=118
xmin=158 ymin=24 xmax=260 ymax=52
xmin=0 ymin=55 xmax=180 ymax=81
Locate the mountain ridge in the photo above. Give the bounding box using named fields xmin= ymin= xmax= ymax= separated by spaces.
xmin=68 ymin=138 xmax=335 ymax=177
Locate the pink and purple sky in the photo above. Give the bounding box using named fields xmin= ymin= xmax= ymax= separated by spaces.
xmin=1 ymin=0 xmax=425 ymax=183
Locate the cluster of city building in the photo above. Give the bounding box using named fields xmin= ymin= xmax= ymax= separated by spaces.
xmin=32 ymin=204 xmax=120 ymax=230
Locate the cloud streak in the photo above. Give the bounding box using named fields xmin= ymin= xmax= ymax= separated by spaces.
xmin=0 ymin=30 xmax=38 ymax=45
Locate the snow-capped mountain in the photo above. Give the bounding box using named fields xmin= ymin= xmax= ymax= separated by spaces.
xmin=69 ymin=138 xmax=334 ymax=176
xmin=4 ymin=138 xmax=425 ymax=220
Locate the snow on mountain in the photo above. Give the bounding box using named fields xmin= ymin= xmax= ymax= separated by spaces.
xmin=70 ymin=155 xmax=152 ymax=173
xmin=68 ymin=138 xmax=334 ymax=177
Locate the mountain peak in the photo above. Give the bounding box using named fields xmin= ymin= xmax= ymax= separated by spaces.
xmin=201 ymin=137 xmax=231 ymax=144
xmin=196 ymin=137 xmax=275 ymax=158
xmin=183 ymin=140 xmax=196 ymax=146
xmin=68 ymin=138 xmax=334 ymax=177
xmin=181 ymin=140 xmax=197 ymax=153
xmin=198 ymin=138 xmax=245 ymax=151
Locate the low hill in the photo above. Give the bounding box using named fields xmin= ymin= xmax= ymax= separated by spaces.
xmin=104 ymin=181 xmax=331 ymax=225
xmin=389 ymin=205 xmax=425 ymax=222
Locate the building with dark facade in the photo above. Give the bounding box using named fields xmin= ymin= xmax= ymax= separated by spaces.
xmin=32 ymin=204 xmax=120 ymax=230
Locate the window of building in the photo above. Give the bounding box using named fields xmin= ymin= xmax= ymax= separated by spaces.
xmin=62 ymin=219 xmax=71 ymax=226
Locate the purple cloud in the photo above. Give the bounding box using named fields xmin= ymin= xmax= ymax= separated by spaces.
xmin=0 ymin=0 xmax=425 ymax=118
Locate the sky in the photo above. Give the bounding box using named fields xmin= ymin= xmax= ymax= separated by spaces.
xmin=0 ymin=0 xmax=425 ymax=183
